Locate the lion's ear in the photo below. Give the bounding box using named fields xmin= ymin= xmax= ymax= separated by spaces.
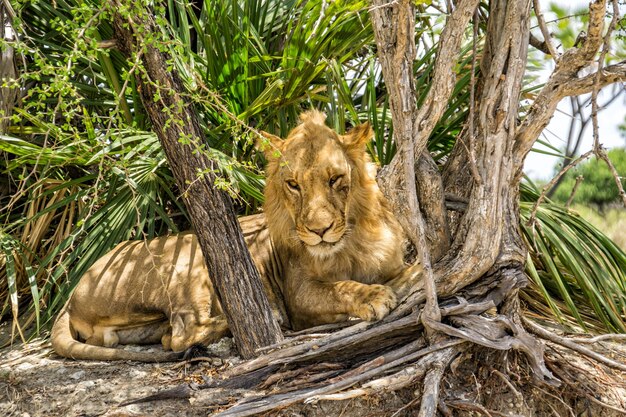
xmin=340 ymin=122 xmax=373 ymax=151
xmin=257 ymin=131 xmax=284 ymax=159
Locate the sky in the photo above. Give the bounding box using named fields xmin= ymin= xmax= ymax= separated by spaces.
xmin=523 ymin=1 xmax=626 ymax=180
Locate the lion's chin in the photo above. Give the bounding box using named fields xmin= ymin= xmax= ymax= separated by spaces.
xmin=305 ymin=239 xmax=345 ymax=258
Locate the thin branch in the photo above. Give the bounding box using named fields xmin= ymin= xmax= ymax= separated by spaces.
xmin=591 ymin=0 xmax=620 ymax=152
xmin=491 ymin=369 xmax=524 ymax=402
xmin=596 ymin=148 xmax=626 ymax=206
xmin=565 ymin=333 xmax=626 ymax=344
xmin=529 ymin=32 xmax=552 ymax=55
xmin=546 ymin=85 xmax=624 ymax=199
xmin=523 ymin=318 xmax=626 ymax=372
xmin=589 ymin=0 xmax=626 ymax=207
xmin=532 ymin=0 xmax=560 ymax=62
xmin=526 ymin=149 xmax=594 ymax=227
xmin=583 ymin=393 xmax=626 ymax=415
xmin=565 ymin=175 xmax=583 ymax=208
xmin=447 ymin=400 xmax=505 ymax=417
xmin=417 ymin=347 xmax=458 ymax=417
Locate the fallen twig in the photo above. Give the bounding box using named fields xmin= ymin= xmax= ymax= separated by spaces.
xmin=446 ymin=400 xmax=506 ymax=416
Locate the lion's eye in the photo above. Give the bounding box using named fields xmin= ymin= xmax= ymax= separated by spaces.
xmin=329 ymin=175 xmax=342 ymax=187
xmin=286 ymin=179 xmax=300 ymax=191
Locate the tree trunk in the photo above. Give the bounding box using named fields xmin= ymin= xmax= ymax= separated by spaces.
xmin=112 ymin=3 xmax=282 ymax=359
xmin=1 ymin=2 xmax=17 ymax=135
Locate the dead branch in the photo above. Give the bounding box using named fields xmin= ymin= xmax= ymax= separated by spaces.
xmin=595 ymin=148 xmax=626 ymax=207
xmin=426 ymin=314 xmax=556 ymax=384
xmin=529 ymin=33 xmax=552 ymax=55
xmin=490 ymin=369 xmax=524 ymax=402
xmin=565 ymin=333 xmax=626 ymax=344
xmin=212 ymin=339 xmax=466 ymax=417
xmin=565 ymin=175 xmax=583 ymax=208
xmin=545 ymin=85 xmax=624 ymax=199
xmin=305 ymin=344 xmax=462 ymax=406
xmin=447 ymin=400 xmax=506 ymax=416
xmin=523 ymin=318 xmax=626 ymax=372
xmin=591 ymin=0 xmax=620 ymax=154
xmin=589 ymin=1 xmax=626 ymax=208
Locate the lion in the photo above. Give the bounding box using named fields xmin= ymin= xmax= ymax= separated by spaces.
xmin=51 ymin=111 xmax=419 ymax=361
xmin=261 ymin=110 xmax=417 ymax=330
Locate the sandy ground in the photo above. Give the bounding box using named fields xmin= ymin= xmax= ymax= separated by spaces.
xmin=2 ymin=331 xmax=626 ymax=417
xmin=0 ymin=336 xmax=246 ymax=417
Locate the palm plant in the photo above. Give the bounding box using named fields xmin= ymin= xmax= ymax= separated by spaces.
xmin=1 ymin=0 xmax=624 ymax=342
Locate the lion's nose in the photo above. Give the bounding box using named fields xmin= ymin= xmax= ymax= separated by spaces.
xmin=308 ymin=222 xmax=333 ymax=238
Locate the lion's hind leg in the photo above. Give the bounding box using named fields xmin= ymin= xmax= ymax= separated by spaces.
xmin=115 ymin=320 xmax=171 ymax=346
xmin=168 ymin=312 xmax=230 ymax=352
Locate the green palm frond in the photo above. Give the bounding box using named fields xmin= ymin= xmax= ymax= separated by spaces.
xmin=520 ymin=182 xmax=626 ymax=333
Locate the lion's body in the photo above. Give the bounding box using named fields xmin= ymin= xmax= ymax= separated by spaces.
xmin=51 ymin=111 xmax=419 ymax=361
xmin=51 ymin=215 xmax=287 ymax=362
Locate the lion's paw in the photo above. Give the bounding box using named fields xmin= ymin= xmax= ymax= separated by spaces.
xmin=350 ymin=284 xmax=397 ymax=322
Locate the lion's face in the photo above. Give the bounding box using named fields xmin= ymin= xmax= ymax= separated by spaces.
xmin=262 ymin=111 xmax=373 ymax=258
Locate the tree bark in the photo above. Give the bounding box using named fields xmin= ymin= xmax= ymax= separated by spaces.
xmin=112 ymin=3 xmax=282 ymax=359
xmin=0 ymin=2 xmax=17 ymax=135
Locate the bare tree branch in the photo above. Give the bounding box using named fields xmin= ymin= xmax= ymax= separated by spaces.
xmin=589 ymin=0 xmax=626 ymax=207
xmin=563 ymin=61 xmax=626 ymax=97
xmin=529 ymin=32 xmax=552 ymax=55
xmin=565 ymin=175 xmax=584 ymax=207
xmin=532 ymin=0 xmax=560 ymax=62
xmin=513 ymin=0 xmax=612 ymax=170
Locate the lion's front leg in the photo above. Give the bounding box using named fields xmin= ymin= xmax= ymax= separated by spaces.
xmin=335 ymin=281 xmax=397 ymax=321
xmin=385 ymin=261 xmax=424 ymax=300
xmin=286 ymin=276 xmax=397 ymax=330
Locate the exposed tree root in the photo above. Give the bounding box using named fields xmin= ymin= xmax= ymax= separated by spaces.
xmin=118 ymin=270 xmax=626 ymax=417
xmin=524 ymin=317 xmax=626 ymax=372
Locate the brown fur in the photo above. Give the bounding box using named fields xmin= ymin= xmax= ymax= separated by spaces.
xmin=262 ymin=110 xmax=419 ymax=330
xmin=51 ymin=215 xmax=285 ymax=362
